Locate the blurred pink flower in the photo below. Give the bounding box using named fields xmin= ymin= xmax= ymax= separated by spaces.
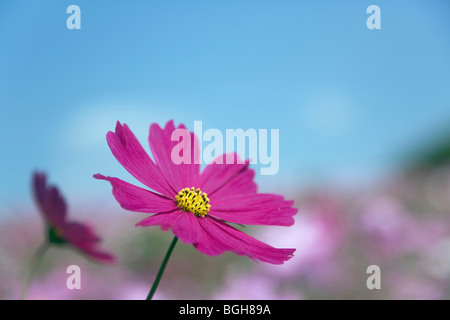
xmin=357 ymin=196 xmax=449 ymax=258
xmin=387 ymin=274 xmax=445 ymax=300
xmin=33 ymin=172 xmax=114 ymax=263
xmin=212 ymin=270 xmax=302 ymax=300
xmin=258 ymin=196 xmax=345 ymax=278
xmin=95 ymin=120 xmax=297 ymax=264
xmin=358 ymin=196 xmax=412 ymax=255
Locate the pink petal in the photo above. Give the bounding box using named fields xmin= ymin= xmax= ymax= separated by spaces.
xmin=94 ymin=174 xmax=177 ymax=213
xmin=106 ymin=121 xmax=176 ymax=197
xmin=137 ymin=210 xmax=201 ymax=245
xmin=170 ymin=210 xmax=201 ymax=244
xmin=137 ymin=210 xmax=295 ymax=263
xmin=195 ymin=153 xmax=257 ymax=198
xmin=136 ymin=210 xmax=179 ymax=229
xmin=210 ymin=194 xmax=297 ymax=226
xmin=149 ymin=121 xmax=200 ymax=192
xmin=195 ymin=216 xmax=295 ymax=264
xmin=62 ymin=221 xmax=100 ymax=246
xmin=194 ymin=223 xmax=230 ymax=256
xmin=32 ymin=172 xmax=67 ymax=228
xmin=62 ymin=222 xmax=115 ymax=263
xmin=77 ymin=248 xmax=116 ymax=263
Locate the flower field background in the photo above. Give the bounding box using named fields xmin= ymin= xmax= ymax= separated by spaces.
xmin=2 ymin=149 xmax=450 ymax=299
xmin=1 ymin=1 xmax=450 ymax=300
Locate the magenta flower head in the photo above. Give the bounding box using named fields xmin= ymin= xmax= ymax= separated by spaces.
xmin=33 ymin=172 xmax=115 ymax=263
xmin=95 ymin=120 xmax=297 ymax=265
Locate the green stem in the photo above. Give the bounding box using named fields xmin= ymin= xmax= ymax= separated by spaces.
xmin=146 ymin=236 xmax=178 ymax=300
xmin=20 ymin=242 xmax=49 ymax=300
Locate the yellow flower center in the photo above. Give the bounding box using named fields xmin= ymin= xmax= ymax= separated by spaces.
xmin=176 ymin=187 xmax=211 ymax=217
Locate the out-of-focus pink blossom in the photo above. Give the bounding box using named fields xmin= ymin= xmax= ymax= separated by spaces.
xmin=212 ymin=269 xmax=302 ymax=300
xmin=258 ymin=196 xmax=345 ymax=279
xmin=357 ymin=196 xmax=450 ymax=258
xmin=33 ymin=172 xmax=115 ymax=263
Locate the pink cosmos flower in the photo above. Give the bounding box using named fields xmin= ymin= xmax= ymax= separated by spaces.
xmin=94 ymin=120 xmax=297 ymax=264
xmin=33 ymin=172 xmax=115 ymax=263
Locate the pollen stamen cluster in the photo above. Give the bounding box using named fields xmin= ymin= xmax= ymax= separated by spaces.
xmin=176 ymin=187 xmax=211 ymax=217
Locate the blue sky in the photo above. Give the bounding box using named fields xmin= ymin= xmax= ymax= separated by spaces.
xmin=1 ymin=1 xmax=450 ymax=213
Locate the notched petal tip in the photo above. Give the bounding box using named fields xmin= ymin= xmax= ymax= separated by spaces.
xmin=269 ymin=250 xmax=296 ymax=265
xmin=114 ymin=120 xmax=128 ymax=134
xmin=109 ymin=121 xmax=132 ymax=146
xmin=32 ymin=170 xmax=47 ymax=182
xmin=32 ymin=171 xmax=47 ymax=198
xmin=150 ymin=121 xmax=163 ymax=132
xmin=165 ymin=119 xmax=175 ymax=129
xmin=150 ymin=119 xmax=178 ymax=136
